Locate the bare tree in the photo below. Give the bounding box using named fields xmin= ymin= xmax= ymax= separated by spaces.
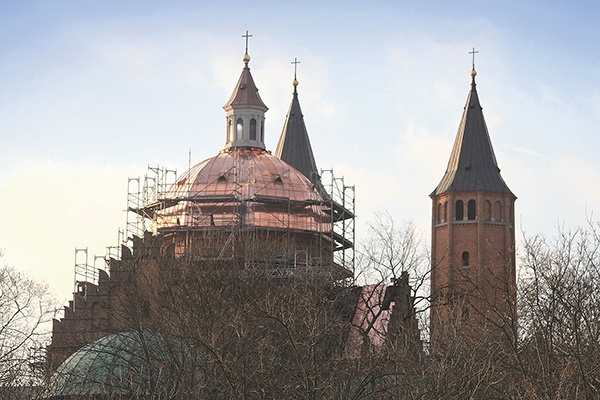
xmin=0 ymin=256 xmax=56 ymax=395
xmin=512 ymin=220 xmax=600 ymax=399
xmin=356 ymin=212 xmax=430 ymax=336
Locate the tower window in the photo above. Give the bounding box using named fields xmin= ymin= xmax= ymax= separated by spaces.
xmin=484 ymin=200 xmax=492 ymax=221
xmin=462 ymin=251 xmax=470 ymax=267
xmin=236 ymin=118 xmax=243 ymax=139
xmin=437 ymin=203 xmax=442 ymax=223
xmin=443 ymin=201 xmax=448 ymax=222
xmin=455 ymin=200 xmax=464 ymax=221
xmin=250 ymin=118 xmax=257 ymax=140
xmin=494 ymin=201 xmax=503 ymax=222
xmin=467 ymin=199 xmax=476 ymax=220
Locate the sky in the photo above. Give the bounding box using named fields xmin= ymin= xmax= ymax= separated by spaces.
xmin=1 ymin=0 xmax=600 ymax=301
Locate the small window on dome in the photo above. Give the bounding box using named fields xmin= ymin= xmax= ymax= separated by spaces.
xmin=250 ymin=119 xmax=257 ymax=140
xmin=274 ymin=176 xmax=283 ymax=185
xmin=217 ymin=175 xmax=227 ymax=183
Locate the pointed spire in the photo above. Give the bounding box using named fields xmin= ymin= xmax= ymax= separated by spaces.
xmin=432 ymin=67 xmax=513 ymax=195
xmin=275 ymin=59 xmax=328 ymax=198
xmin=223 ymin=32 xmax=267 ymax=111
xmin=222 ymin=32 xmax=268 ymax=150
xmin=222 ymin=62 xmax=268 ymax=111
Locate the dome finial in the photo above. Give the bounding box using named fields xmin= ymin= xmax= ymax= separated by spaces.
xmin=242 ymin=30 xmax=253 ymax=64
xmin=469 ymin=47 xmax=479 ymax=77
xmin=291 ymin=57 xmax=300 ymax=88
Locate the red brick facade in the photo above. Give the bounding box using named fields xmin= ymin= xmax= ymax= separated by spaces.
xmin=430 ymin=190 xmax=516 ymax=344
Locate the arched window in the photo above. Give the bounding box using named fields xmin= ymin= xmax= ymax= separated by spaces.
xmin=228 ymin=119 xmax=234 ymax=142
xmin=484 ymin=200 xmax=492 ymax=221
xmin=455 ymin=200 xmax=464 ymax=221
xmin=494 ymin=201 xmax=503 ymax=222
xmin=236 ymin=118 xmax=243 ymax=139
xmin=260 ymin=121 xmax=264 ymax=142
xmin=437 ymin=203 xmax=442 ymax=223
xmin=467 ymin=199 xmax=476 ymax=220
xmin=443 ymin=201 xmax=448 ymax=222
xmin=250 ymin=118 xmax=257 ymax=140
xmin=462 ymin=251 xmax=470 ymax=267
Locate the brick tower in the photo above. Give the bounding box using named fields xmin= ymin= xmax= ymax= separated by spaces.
xmin=430 ymin=66 xmax=516 ymax=346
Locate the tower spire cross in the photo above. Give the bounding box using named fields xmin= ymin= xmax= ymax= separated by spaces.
xmin=292 ymin=57 xmax=300 ymax=80
xmin=243 ymin=30 xmax=253 ymax=55
xmin=469 ymin=47 xmax=479 ymax=70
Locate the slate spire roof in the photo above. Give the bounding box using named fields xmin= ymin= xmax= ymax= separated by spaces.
xmin=275 ymin=81 xmax=328 ymax=198
xmin=432 ymin=71 xmax=513 ymax=196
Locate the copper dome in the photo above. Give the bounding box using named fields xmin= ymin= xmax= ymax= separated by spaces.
xmin=149 ymin=147 xmax=330 ymax=234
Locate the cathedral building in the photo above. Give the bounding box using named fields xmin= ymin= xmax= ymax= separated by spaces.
xmin=43 ymin=39 xmax=514 ymax=397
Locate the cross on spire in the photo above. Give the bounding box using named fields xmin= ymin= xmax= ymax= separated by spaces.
xmin=242 ymin=31 xmax=253 ymax=56
xmin=292 ymin=57 xmax=300 ymax=80
xmin=469 ymin=47 xmax=479 ymax=70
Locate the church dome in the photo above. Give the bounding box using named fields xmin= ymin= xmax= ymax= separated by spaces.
xmin=44 ymin=330 xmax=201 ymax=398
xmin=150 ymin=147 xmax=329 ymax=233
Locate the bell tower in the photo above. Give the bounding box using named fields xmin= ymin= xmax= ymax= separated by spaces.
xmin=429 ymin=62 xmax=516 ymax=346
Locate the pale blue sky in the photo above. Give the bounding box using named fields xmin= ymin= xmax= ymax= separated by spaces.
xmin=1 ymin=1 xmax=599 ymax=298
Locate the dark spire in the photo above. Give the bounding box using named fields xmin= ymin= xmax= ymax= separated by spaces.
xmin=432 ymin=69 xmax=513 ymax=196
xmin=275 ymin=61 xmax=328 ymax=198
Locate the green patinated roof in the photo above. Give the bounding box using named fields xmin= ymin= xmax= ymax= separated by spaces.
xmin=45 ymin=330 xmax=202 ymax=398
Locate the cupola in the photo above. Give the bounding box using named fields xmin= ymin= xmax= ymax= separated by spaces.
xmin=222 ymin=34 xmax=268 ymax=150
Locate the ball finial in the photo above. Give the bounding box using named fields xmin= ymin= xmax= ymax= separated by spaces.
xmin=470 ymin=69 xmax=477 ymax=77
xmin=242 ymin=53 xmax=251 ymax=64
xmin=293 ymin=79 xmax=299 ymax=87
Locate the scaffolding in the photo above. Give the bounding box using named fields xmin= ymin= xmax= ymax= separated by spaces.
xmin=74 ymin=152 xmax=356 ymax=287
xmin=125 ymin=166 xmax=177 ymax=247
xmin=321 ymin=168 xmax=356 ymax=276
xmin=74 ymin=248 xmax=94 ymax=290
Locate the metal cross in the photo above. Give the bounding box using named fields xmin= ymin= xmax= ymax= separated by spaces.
xmin=469 ymin=47 xmax=479 ymax=69
xmin=292 ymin=57 xmax=300 ymax=80
xmin=242 ymin=30 xmax=253 ymax=55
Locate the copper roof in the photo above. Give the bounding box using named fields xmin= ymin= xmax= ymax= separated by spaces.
xmin=275 ymin=86 xmax=328 ymax=198
xmin=152 ymin=148 xmax=329 ymax=233
xmin=432 ymin=74 xmax=514 ymax=196
xmin=169 ymin=148 xmax=322 ymax=202
xmin=223 ymin=64 xmax=268 ymax=111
